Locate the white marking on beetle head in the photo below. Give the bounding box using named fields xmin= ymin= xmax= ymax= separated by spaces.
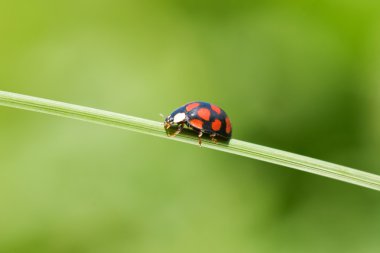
xmin=173 ymin=113 xmax=186 ymax=123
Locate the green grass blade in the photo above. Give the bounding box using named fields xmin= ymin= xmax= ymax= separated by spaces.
xmin=1 ymin=90 xmax=379 ymax=191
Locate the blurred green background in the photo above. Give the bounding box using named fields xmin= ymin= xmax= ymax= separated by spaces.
xmin=1 ymin=1 xmax=380 ymax=252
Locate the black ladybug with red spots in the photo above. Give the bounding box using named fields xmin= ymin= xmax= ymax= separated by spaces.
xmin=164 ymin=101 xmax=232 ymax=145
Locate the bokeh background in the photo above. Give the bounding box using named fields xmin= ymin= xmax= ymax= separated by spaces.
xmin=1 ymin=1 xmax=380 ymax=252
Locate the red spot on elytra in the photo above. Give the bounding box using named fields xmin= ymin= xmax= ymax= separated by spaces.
xmin=189 ymin=119 xmax=203 ymax=129
xmin=186 ymin=102 xmax=200 ymax=112
xmin=225 ymin=117 xmax=231 ymax=134
xmin=197 ymin=108 xmax=211 ymax=121
xmin=211 ymin=104 xmax=221 ymax=114
xmin=211 ymin=119 xmax=222 ymax=131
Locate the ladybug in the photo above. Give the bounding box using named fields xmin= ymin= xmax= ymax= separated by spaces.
xmin=164 ymin=101 xmax=232 ymax=145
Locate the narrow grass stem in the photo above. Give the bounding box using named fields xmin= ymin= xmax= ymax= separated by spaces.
xmin=1 ymin=90 xmax=379 ymax=191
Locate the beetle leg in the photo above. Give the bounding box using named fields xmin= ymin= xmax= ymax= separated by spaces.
xmin=164 ymin=121 xmax=171 ymax=130
xmin=210 ymin=133 xmax=218 ymax=144
xmin=198 ymin=131 xmax=203 ymax=146
xmin=164 ymin=122 xmax=170 ymax=136
xmin=168 ymin=123 xmax=184 ymax=137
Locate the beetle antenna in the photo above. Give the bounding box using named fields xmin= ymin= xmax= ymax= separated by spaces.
xmin=159 ymin=113 xmax=165 ymax=119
